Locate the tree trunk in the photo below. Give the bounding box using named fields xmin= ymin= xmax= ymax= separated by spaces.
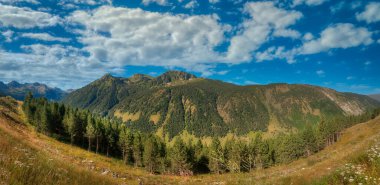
xmin=96 ymin=136 xmax=99 ymax=154
xmin=88 ymin=137 xmax=91 ymax=151
xmin=107 ymin=145 xmax=109 ymax=157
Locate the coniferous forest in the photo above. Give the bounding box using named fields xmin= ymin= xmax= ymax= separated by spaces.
xmin=22 ymin=92 xmax=380 ymax=175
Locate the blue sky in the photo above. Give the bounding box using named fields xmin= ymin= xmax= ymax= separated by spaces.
xmin=0 ymin=0 xmax=379 ymax=94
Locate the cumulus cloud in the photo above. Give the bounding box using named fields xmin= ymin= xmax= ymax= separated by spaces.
xmin=356 ymin=2 xmax=380 ymax=23
xmin=0 ymin=0 xmax=39 ymax=4
xmin=227 ymin=1 xmax=302 ymax=62
xmin=184 ymin=0 xmax=198 ymax=9
xmin=142 ymin=0 xmax=168 ymax=6
xmin=0 ymin=44 xmax=109 ymax=89
xmin=0 ymin=4 xmax=60 ymax=29
xmin=21 ymin=33 xmax=71 ymax=42
xmin=209 ymin=0 xmax=219 ymax=4
xmin=1 ymin=30 xmax=14 ymax=42
xmin=293 ymin=0 xmax=329 ymax=6
xmin=301 ymin=23 xmax=373 ymax=54
xmin=66 ymin=6 xmax=230 ymax=75
xmin=303 ymin=32 xmax=314 ymax=41
xmin=253 ymin=23 xmax=373 ymax=63
xmin=273 ymin=29 xmax=301 ymax=39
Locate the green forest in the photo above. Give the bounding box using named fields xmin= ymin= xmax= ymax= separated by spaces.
xmin=22 ymin=92 xmax=380 ymax=175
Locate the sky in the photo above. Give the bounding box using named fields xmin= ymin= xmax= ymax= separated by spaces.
xmin=0 ymin=0 xmax=379 ymax=94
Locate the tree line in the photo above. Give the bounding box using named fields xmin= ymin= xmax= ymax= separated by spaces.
xmin=22 ymin=92 xmax=380 ymax=175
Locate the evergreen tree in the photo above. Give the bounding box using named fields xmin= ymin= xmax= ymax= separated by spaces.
xmin=170 ymin=138 xmax=192 ymax=175
xmin=63 ymin=109 xmax=78 ymax=145
xmin=193 ymin=140 xmax=209 ymax=173
xmin=208 ymin=137 xmax=226 ymax=174
xmin=119 ymin=126 xmax=134 ymax=164
xmin=143 ymin=135 xmax=161 ymax=173
xmin=86 ymin=115 xmax=96 ymax=151
xmin=133 ymin=132 xmax=143 ymax=167
xmin=225 ymin=139 xmax=243 ymax=173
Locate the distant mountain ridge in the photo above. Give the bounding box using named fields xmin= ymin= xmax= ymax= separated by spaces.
xmin=0 ymin=81 xmax=67 ymax=101
xmin=63 ymin=71 xmax=380 ymax=137
xmin=369 ymin=94 xmax=380 ymax=102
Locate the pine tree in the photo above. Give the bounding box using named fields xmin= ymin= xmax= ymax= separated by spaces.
xmin=225 ymin=139 xmax=243 ymax=173
xmin=208 ymin=137 xmax=226 ymax=174
xmin=86 ymin=115 xmax=96 ymax=151
xmin=63 ymin=109 xmax=78 ymax=145
xmin=193 ymin=140 xmax=209 ymax=173
xmin=133 ymin=132 xmax=143 ymax=167
xmin=170 ymin=138 xmax=192 ymax=175
xmin=119 ymin=126 xmax=133 ymax=164
xmin=143 ymin=135 xmax=160 ymax=173
xmin=104 ymin=120 xmax=117 ymax=157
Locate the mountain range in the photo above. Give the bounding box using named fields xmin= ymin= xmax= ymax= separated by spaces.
xmin=0 ymin=81 xmax=67 ymax=101
xmin=369 ymin=94 xmax=380 ymax=102
xmin=62 ymin=71 xmax=380 ymax=138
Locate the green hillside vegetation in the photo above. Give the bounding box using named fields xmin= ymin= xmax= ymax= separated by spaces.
xmin=63 ymin=71 xmax=380 ymax=138
xmin=24 ymin=93 xmax=380 ymax=175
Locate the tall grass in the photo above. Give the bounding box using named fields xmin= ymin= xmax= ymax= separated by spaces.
xmin=311 ymin=141 xmax=380 ymax=185
xmin=0 ymin=129 xmax=117 ymax=185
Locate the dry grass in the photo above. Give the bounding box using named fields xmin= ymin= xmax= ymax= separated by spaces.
xmin=0 ymin=125 xmax=118 ymax=185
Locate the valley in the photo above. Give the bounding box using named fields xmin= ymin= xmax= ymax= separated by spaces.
xmin=1 ymin=96 xmax=380 ymax=184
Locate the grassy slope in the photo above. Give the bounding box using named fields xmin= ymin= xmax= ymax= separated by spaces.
xmin=1 ymin=97 xmax=380 ymax=185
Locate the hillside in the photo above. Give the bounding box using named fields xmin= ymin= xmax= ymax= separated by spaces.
xmin=1 ymin=96 xmax=380 ymax=185
xmin=369 ymin=94 xmax=380 ymax=102
xmin=63 ymin=71 xmax=380 ymax=137
xmin=0 ymin=81 xmax=67 ymax=101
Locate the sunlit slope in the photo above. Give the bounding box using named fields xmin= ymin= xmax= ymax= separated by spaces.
xmin=63 ymin=71 xmax=380 ymax=137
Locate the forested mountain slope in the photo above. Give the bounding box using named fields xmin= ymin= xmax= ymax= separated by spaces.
xmin=63 ymin=71 xmax=380 ymax=137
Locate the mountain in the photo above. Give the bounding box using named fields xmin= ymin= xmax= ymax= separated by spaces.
xmin=369 ymin=94 xmax=380 ymax=102
xmin=63 ymin=71 xmax=380 ymax=137
xmin=0 ymin=81 xmax=67 ymax=101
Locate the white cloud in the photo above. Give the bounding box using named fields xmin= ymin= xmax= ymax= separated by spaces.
xmin=21 ymin=33 xmax=71 ymax=42
xmin=59 ymin=0 xmax=111 ymax=6
xmin=216 ymin=70 xmax=229 ymax=75
xmin=273 ymin=29 xmax=301 ymax=39
xmin=209 ymin=0 xmax=219 ymax=4
xmin=1 ymin=30 xmax=14 ymax=42
xmin=184 ymin=0 xmax=198 ymax=9
xmin=142 ymin=0 xmax=168 ymax=6
xmin=356 ymin=2 xmax=380 ymax=23
xmin=244 ymin=80 xmax=259 ymax=85
xmin=0 ymin=0 xmax=39 ymax=4
xmin=316 ymin=70 xmax=325 ymax=77
xmin=301 ymin=23 xmax=373 ymax=54
xmin=293 ymin=0 xmax=329 ymax=6
xmin=303 ymin=32 xmax=314 ymax=41
xmin=255 ymin=46 xmax=298 ymax=64
xmin=0 ymin=4 xmax=60 ymax=29
xmin=0 ymin=44 xmax=109 ymax=89
xmin=66 ymin=6 xmax=230 ymax=75
xmin=227 ymin=1 xmax=302 ymax=62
